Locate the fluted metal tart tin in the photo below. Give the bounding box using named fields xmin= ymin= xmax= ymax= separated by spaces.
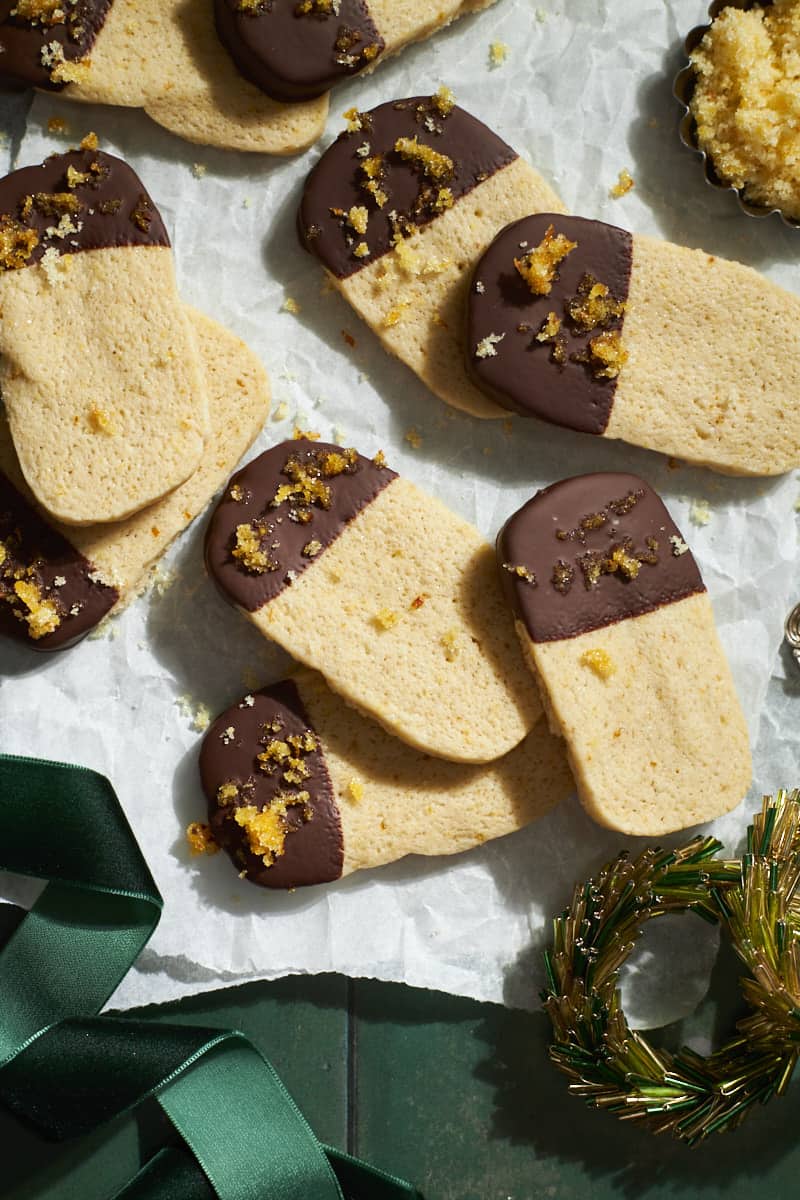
xmin=673 ymin=0 xmax=799 ymax=230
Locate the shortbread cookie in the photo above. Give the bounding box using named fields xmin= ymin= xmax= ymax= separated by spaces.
xmin=299 ymin=95 xmax=566 ymax=418
xmin=195 ymin=670 xmax=573 ymax=888
xmin=0 ymin=147 xmax=210 ymax=526
xmin=497 ymin=473 xmax=751 ymax=835
xmin=0 ymin=1 xmax=328 ymax=155
xmin=468 ymin=213 xmax=800 ymax=475
xmin=0 ymin=307 xmax=270 ymax=651
xmin=216 ymin=1 xmax=495 ymax=103
xmin=205 ymin=439 xmax=541 ymax=762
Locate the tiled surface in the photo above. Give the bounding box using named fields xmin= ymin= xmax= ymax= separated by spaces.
xmin=4 ymin=968 xmax=800 ymax=1200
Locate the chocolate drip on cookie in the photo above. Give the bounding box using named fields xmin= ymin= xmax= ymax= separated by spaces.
xmin=205 ymin=439 xmax=396 ymax=613
xmin=199 ymin=681 xmax=344 ymax=889
xmin=498 ymin=473 xmax=704 ymax=643
xmin=215 ymin=0 xmax=384 ymax=103
xmin=468 ymin=215 xmax=633 ymax=434
xmin=0 ymin=471 xmax=118 ymax=652
xmin=299 ymin=95 xmax=519 ymax=278
xmin=0 ymin=148 xmax=170 ymax=272
xmin=0 ymin=0 xmax=114 ymax=91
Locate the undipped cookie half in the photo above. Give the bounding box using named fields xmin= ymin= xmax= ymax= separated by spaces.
xmin=497 ymin=473 xmax=751 ymax=835
xmin=299 ymin=95 xmax=565 ymax=418
xmin=197 ymin=669 xmax=573 ymax=889
xmin=0 ymin=1 xmax=329 ymax=155
xmin=0 ymin=147 xmax=210 ymax=526
xmin=205 ymin=438 xmax=542 ymax=763
xmin=469 ymin=213 xmax=800 ymax=476
xmin=0 ymin=307 xmax=270 ymax=652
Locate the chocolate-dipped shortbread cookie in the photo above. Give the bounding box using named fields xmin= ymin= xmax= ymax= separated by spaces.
xmin=0 ymin=148 xmax=210 ymax=526
xmin=299 ymin=95 xmax=565 ymax=418
xmin=497 ymin=473 xmax=751 ymax=835
xmin=0 ymin=1 xmax=328 ymax=155
xmin=469 ymin=213 xmax=800 ymax=475
xmin=0 ymin=308 xmax=270 ymax=652
xmin=215 ymin=1 xmax=495 ymax=103
xmin=205 ymin=439 xmax=541 ymax=763
xmin=195 ymin=670 xmax=573 ymax=889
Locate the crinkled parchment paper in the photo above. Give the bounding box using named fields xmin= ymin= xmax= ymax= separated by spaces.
xmin=1 ymin=0 xmax=799 ymax=1028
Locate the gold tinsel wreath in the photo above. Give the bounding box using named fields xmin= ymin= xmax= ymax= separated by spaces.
xmin=542 ymin=790 xmax=800 ymax=1144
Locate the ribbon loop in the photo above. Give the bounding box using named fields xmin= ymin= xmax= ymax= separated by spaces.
xmin=0 ymin=753 xmax=422 ymax=1200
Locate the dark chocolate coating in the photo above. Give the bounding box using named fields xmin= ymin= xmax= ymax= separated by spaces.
xmin=0 ymin=470 xmax=118 ymax=653
xmin=200 ymin=680 xmax=344 ymax=889
xmin=0 ymin=0 xmax=114 ymax=92
xmin=215 ymin=0 xmax=384 ymax=103
xmin=468 ymin=214 xmax=633 ymax=434
xmin=497 ymin=473 xmax=705 ymax=644
xmin=205 ymin=439 xmax=396 ymax=613
xmin=299 ymin=96 xmax=518 ymax=279
xmin=0 ymin=149 xmax=170 ymax=268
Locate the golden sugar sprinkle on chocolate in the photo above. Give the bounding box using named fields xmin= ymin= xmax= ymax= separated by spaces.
xmin=514 ymin=225 xmax=577 ymax=297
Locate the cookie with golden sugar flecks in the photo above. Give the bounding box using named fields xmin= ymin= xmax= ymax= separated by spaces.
xmin=468 ymin=213 xmax=800 ymax=476
xmin=298 ymin=94 xmax=566 ymax=419
xmin=497 ymin=473 xmax=751 ymax=836
xmin=205 ymin=439 xmax=542 ymax=763
xmin=0 ymin=1 xmax=328 ymax=155
xmin=194 ymin=670 xmax=573 ymax=889
xmin=0 ymin=147 xmax=210 ymax=526
xmin=214 ymin=0 xmax=496 ymax=103
xmin=0 ymin=307 xmax=271 ymax=652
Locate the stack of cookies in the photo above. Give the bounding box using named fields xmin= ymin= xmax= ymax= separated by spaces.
xmin=0 ymin=145 xmax=271 ymax=650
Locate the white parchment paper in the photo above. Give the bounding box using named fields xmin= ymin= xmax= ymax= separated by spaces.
xmin=1 ymin=0 xmax=799 ymax=1027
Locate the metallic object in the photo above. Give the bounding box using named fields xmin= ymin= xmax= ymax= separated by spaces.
xmin=673 ymin=0 xmax=800 ymax=231
xmin=785 ymin=601 xmax=800 ymax=669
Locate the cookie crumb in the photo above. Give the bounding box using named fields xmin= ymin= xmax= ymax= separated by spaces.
xmin=175 ymin=695 xmax=212 ymax=732
xmin=240 ymin=694 xmax=256 ymax=708
xmin=186 ymin=823 xmax=218 ymax=856
xmin=47 ymin=115 xmax=69 ymax=135
xmin=191 ymin=163 xmax=207 ymax=179
xmin=404 ymin=426 xmax=422 ymax=449
xmin=670 ymin=534 xmax=691 ymax=556
xmin=347 ymin=778 xmax=364 ymax=802
xmin=610 ymin=169 xmax=635 ymax=199
xmin=689 ymin=498 xmax=712 ymax=527
xmin=580 ymin=648 xmax=616 ymax=679
xmin=489 ymin=41 xmax=509 ymax=68
xmin=282 ymin=296 xmax=301 ymax=315
xmin=273 ymin=401 xmax=290 ymax=422
xmin=220 ymin=725 xmax=236 ymax=745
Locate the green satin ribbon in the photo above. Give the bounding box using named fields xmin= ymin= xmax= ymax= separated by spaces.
xmin=0 ymin=753 xmax=421 ymax=1200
